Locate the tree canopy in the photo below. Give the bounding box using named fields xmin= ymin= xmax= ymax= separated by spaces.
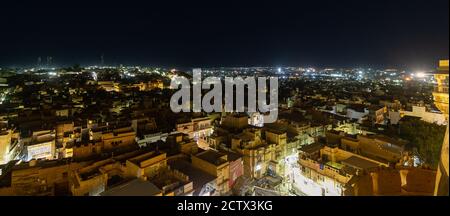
xmin=399 ymin=118 xmax=446 ymax=168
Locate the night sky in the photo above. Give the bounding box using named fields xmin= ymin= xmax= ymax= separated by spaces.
xmin=1 ymin=0 xmax=448 ymax=69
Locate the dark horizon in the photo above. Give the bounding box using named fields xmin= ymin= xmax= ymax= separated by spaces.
xmin=0 ymin=0 xmax=448 ymax=70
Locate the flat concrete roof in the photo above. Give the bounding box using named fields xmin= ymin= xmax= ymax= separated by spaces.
xmin=299 ymin=143 xmax=323 ymax=154
xmin=195 ymin=150 xmax=227 ymax=166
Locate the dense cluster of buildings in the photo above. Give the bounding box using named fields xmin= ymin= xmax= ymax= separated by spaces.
xmin=295 ymin=60 xmax=448 ymax=196
xmin=0 ymin=61 xmax=448 ymax=196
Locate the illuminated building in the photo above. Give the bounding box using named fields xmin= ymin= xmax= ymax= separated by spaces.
xmin=326 ymin=130 xmax=406 ymax=164
xmin=352 ymin=166 xmax=437 ymax=196
xmin=176 ymin=117 xmax=212 ymax=140
xmin=368 ymin=105 xmax=387 ymax=125
xmin=136 ymin=132 xmax=168 ymax=148
xmin=165 ymin=132 xmax=198 ymax=155
xmin=356 ymin=134 xmax=405 ymax=163
xmin=125 ymin=151 xmax=168 ymax=179
xmin=133 ymin=80 xmax=164 ymax=91
xmin=224 ymin=150 xmax=244 ymax=189
xmin=168 ymin=159 xmax=217 ymax=196
xmin=55 ymin=120 xmax=81 ymax=158
xmin=264 ymin=128 xmax=288 ymax=176
xmin=72 ymin=125 xmax=136 ymax=159
xmin=345 ymin=104 xmax=369 ymax=123
xmin=0 ymin=128 xmax=19 ymax=165
xmin=150 ymin=167 xmax=194 ymax=196
xmin=433 ymin=60 xmax=449 ymax=196
xmin=231 ymin=128 xmax=277 ymax=179
xmin=297 ymin=144 xmax=388 ymax=196
xmin=221 ymin=113 xmax=248 ymax=130
xmin=71 ymin=164 xmax=108 ymax=196
xmin=68 ymin=148 xmax=190 ymax=196
xmin=101 ymin=127 xmax=136 ymax=150
xmin=176 ymin=117 xmax=212 ymax=149
xmin=100 ymin=179 xmax=163 ymax=196
xmin=25 ymin=130 xmax=56 ymax=161
xmin=131 ymin=117 xmax=157 ymax=134
xmin=400 ymin=105 xmax=447 ymax=125
xmin=71 ymin=149 xmax=192 ymax=196
xmin=55 ymin=121 xmax=74 ymax=147
xmin=1 ymin=159 xmax=86 ymax=196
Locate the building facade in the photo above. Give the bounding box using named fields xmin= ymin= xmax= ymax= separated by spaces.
xmin=433 ymin=60 xmax=449 ymax=196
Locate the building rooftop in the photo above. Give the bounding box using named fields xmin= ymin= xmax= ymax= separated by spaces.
xmin=348 ymin=104 xmax=367 ymax=113
xmin=79 ymin=169 xmax=103 ymax=181
xmin=168 ymin=160 xmax=216 ymax=196
xmin=372 ymin=134 xmax=407 ymax=148
xmin=233 ymin=132 xmax=255 ymax=142
xmin=264 ymin=127 xmax=285 ymax=135
xmin=299 ymin=143 xmax=323 ymax=155
xmin=399 ymin=115 xmax=422 ymax=122
xmin=128 ymin=151 xmax=165 ymax=167
xmin=222 ymin=150 xmax=242 ymax=162
xmin=150 ymin=169 xmax=187 ymax=192
xmin=12 ymin=158 xmax=71 ymax=171
xmin=32 ymin=134 xmax=54 ymax=145
xmin=100 ymin=178 xmax=161 ymax=196
xmin=278 ymin=111 xmax=308 ymax=124
xmin=341 ymin=156 xmax=380 ymax=170
xmin=195 ymin=150 xmax=227 ymax=166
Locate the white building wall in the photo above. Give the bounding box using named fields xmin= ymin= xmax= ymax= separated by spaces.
xmin=346 ymin=108 xmax=369 ymax=123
